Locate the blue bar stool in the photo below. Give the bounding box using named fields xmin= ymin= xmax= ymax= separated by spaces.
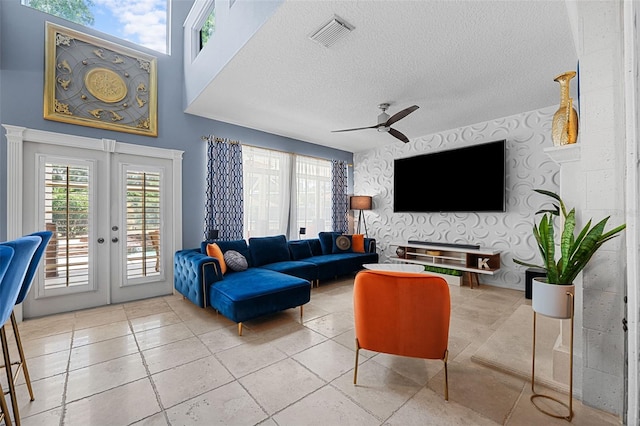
xmin=0 ymin=235 xmax=41 ymax=426
xmin=0 ymin=246 xmax=16 ymax=425
xmin=9 ymin=231 xmax=53 ymax=405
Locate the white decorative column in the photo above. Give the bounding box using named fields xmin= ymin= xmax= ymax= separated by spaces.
xmin=544 ymin=144 xmax=583 ymax=395
xmin=3 ymin=124 xmax=27 ymax=322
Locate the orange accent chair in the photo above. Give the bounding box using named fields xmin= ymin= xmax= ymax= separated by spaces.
xmin=353 ymin=269 xmax=451 ymax=400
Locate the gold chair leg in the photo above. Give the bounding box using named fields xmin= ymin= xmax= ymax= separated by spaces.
xmin=299 ymin=305 xmax=304 ymax=322
xmin=443 ymin=349 xmax=449 ymax=401
xmin=1 ymin=325 xmax=20 ymax=425
xmin=0 ymin=381 xmax=12 ymax=426
xmin=353 ymin=338 xmax=360 ymax=384
xmin=11 ymin=312 xmax=34 ymax=401
xmin=237 ymin=322 xmax=243 ymax=336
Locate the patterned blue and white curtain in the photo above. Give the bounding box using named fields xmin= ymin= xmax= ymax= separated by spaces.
xmin=331 ymin=160 xmax=349 ymax=233
xmin=204 ymin=136 xmax=244 ymax=241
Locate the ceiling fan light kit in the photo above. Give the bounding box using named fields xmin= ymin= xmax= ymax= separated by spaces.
xmin=332 ymin=103 xmax=419 ymax=143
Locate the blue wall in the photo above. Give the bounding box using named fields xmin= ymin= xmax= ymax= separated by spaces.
xmin=0 ymin=0 xmax=353 ymax=247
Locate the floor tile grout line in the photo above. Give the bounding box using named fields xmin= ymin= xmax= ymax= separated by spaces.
xmin=127 ymin=315 xmax=171 ymax=426
xmin=57 ymin=326 xmax=75 ymax=426
xmin=503 ymin=381 xmax=528 ymax=425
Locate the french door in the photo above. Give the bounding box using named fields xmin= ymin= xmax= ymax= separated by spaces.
xmin=5 ymin=126 xmax=182 ymax=318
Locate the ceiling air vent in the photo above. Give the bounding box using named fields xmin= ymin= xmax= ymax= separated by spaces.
xmin=309 ymin=16 xmax=354 ymax=48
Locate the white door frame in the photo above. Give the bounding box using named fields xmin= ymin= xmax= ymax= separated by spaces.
xmin=623 ymin=1 xmax=639 ymax=423
xmin=3 ymin=124 xmax=183 ymax=320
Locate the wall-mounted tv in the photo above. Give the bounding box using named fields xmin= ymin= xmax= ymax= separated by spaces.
xmin=393 ymin=139 xmax=506 ymax=213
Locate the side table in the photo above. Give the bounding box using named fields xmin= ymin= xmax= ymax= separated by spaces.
xmin=362 ymin=263 xmax=424 ymax=273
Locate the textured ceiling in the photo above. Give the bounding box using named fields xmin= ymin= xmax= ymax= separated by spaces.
xmin=185 ymin=1 xmax=578 ymax=153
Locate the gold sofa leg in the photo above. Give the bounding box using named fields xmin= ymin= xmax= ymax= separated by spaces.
xmin=238 ymin=323 xmax=243 ymax=336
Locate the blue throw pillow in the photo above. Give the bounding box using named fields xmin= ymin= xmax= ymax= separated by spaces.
xmin=332 ymin=234 xmax=353 ymax=253
xmin=318 ymin=231 xmax=340 ymax=255
xmin=249 ymin=235 xmax=290 ymax=267
xmin=289 ymin=241 xmax=313 ymax=260
xmin=307 ymin=239 xmax=323 ymax=256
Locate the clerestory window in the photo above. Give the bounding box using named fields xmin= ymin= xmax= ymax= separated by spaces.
xmin=199 ymin=6 xmax=216 ymax=50
xmin=22 ymin=0 xmax=169 ymax=54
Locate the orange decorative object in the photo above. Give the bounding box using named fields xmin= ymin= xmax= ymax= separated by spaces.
xmin=551 ymin=71 xmax=579 ymax=146
xmin=353 ymin=270 xmax=451 ymax=400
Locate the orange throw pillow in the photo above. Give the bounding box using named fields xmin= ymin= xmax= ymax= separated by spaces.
xmin=206 ymin=243 xmax=227 ymax=274
xmin=352 ymin=234 xmax=365 ymax=253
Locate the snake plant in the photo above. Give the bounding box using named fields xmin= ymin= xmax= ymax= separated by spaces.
xmin=514 ymin=189 xmax=626 ymax=284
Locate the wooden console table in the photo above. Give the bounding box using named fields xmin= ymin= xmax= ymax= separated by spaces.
xmin=389 ymin=242 xmax=501 ymax=288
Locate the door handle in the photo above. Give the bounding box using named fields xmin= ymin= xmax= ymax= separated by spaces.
xmin=112 ymin=237 xmax=119 ymax=243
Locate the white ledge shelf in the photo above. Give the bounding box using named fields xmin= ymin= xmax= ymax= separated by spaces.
xmin=544 ymin=144 xmax=581 ymax=165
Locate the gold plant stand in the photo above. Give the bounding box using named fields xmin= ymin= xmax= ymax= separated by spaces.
xmin=530 ymin=291 xmax=574 ymax=421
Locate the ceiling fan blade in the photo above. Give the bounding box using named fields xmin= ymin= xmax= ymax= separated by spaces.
xmin=331 ymin=124 xmax=379 ymax=133
xmin=389 ymin=128 xmax=410 ymax=143
xmin=385 ymin=105 xmax=419 ymax=127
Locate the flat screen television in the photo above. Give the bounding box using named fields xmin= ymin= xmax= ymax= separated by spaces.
xmin=393 ymin=139 xmax=506 ymax=213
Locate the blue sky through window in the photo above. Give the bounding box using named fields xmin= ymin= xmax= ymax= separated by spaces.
xmin=91 ymin=0 xmax=167 ymax=53
xmin=25 ymin=0 xmax=168 ymax=54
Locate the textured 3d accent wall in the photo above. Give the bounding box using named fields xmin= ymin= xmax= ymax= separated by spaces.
xmin=353 ymin=106 xmax=559 ymax=290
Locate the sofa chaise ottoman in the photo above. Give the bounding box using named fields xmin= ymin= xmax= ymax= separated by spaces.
xmin=209 ymin=267 xmax=310 ymax=336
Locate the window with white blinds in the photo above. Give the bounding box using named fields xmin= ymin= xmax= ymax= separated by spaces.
xmin=242 ymin=146 xmax=332 ymax=240
xmin=125 ymin=170 xmax=161 ymax=279
xmin=242 ymin=146 xmax=291 ymax=238
xmin=295 ymin=156 xmax=332 ymax=238
xmin=43 ymin=163 xmax=90 ymax=289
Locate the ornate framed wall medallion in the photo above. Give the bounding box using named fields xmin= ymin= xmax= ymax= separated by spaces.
xmin=44 ymin=22 xmax=158 ymax=137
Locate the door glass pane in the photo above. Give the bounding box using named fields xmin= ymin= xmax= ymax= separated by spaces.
xmin=126 ymin=170 xmax=161 ymax=279
xmin=44 ymin=163 xmax=90 ymax=289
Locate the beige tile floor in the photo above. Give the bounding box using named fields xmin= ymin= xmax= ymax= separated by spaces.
xmin=0 ymin=277 xmax=622 ymax=425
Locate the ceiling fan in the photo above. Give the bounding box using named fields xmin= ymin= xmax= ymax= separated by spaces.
xmin=332 ymin=103 xmax=419 ymax=143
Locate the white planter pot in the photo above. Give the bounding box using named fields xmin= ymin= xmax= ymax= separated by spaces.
xmin=531 ymin=278 xmax=575 ymax=319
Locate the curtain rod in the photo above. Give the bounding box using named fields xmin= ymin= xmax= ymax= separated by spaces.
xmin=201 ymin=136 xmax=351 ymax=164
xmin=201 ymin=135 xmax=241 ymax=144
xmin=242 ymin=142 xmax=352 ymax=165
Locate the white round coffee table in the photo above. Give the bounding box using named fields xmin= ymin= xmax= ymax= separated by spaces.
xmin=363 ymin=263 xmax=424 ymax=273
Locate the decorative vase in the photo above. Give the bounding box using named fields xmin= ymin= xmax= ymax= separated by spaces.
xmin=531 ymin=277 xmax=575 ymax=319
xmin=551 ymin=71 xmax=579 ymax=146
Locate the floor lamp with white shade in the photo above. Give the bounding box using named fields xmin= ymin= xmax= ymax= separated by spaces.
xmin=350 ymin=195 xmax=372 ymax=237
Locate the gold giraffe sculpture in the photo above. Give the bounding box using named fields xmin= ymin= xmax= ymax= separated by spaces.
xmin=551 ymin=71 xmax=579 ymax=146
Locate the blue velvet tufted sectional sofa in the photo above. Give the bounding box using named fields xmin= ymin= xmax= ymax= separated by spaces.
xmin=174 ymin=233 xmax=378 ymax=335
